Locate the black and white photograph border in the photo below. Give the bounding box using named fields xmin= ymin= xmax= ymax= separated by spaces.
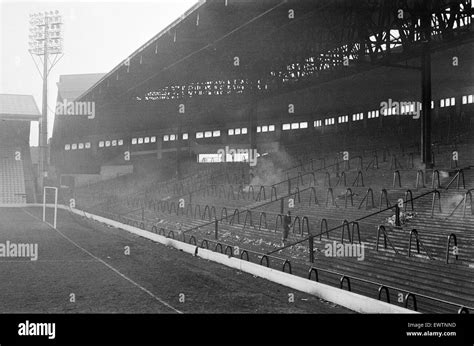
xmin=0 ymin=0 xmax=473 ymax=345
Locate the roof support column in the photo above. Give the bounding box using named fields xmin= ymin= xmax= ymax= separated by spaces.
xmin=247 ymin=75 xmax=259 ymax=175
xmin=176 ymin=112 xmax=182 ymax=180
xmin=249 ymin=96 xmax=257 ymax=152
xmin=420 ymin=6 xmax=432 ymax=168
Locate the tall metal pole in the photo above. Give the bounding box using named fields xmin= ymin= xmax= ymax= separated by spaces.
xmin=29 ymin=11 xmax=63 ymax=191
xmin=421 ymin=5 xmax=432 ymax=168
xmin=40 ymin=18 xmax=49 ymax=189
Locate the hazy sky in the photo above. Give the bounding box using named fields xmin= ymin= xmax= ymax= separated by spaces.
xmin=0 ymin=0 xmax=199 ymax=146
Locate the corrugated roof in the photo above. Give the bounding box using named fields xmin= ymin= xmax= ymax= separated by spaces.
xmin=0 ymin=94 xmax=41 ymax=121
xmin=75 ymin=0 xmax=206 ymax=102
xmin=57 ymin=73 xmax=106 ymax=101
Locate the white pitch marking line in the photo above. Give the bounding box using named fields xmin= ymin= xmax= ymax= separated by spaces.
xmin=21 ymin=208 xmax=182 ymax=314
xmin=0 ymin=259 xmax=96 ymax=263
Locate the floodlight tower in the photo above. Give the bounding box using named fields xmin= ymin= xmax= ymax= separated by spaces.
xmin=28 ymin=10 xmax=64 ymax=189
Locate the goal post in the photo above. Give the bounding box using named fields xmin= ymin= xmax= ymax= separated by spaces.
xmin=43 ymin=186 xmax=58 ymax=229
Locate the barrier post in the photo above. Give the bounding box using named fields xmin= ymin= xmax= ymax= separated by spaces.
xmin=308 ymin=267 xmax=319 ymax=281
xmin=446 ymin=233 xmax=458 ymax=264
xmin=378 ymin=286 xmax=390 ymax=303
xmin=395 ymin=205 xmax=401 ymax=227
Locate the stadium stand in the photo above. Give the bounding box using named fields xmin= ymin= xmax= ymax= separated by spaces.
xmin=0 ymin=147 xmax=26 ymax=204
xmin=68 ymin=129 xmax=474 ymax=313
xmin=51 ymin=74 xmax=105 ymax=178
xmin=0 ymin=94 xmax=40 ymax=204
xmin=50 ymin=0 xmax=474 ymax=313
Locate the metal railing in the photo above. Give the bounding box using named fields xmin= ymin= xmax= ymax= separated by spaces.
xmin=305 ymin=265 xmax=471 ymax=313
xmin=265 ymin=189 xmax=440 ymax=258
